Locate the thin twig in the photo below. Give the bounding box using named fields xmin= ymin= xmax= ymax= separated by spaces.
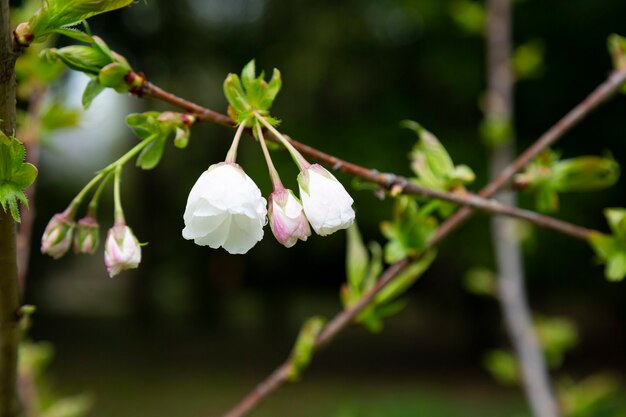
xmin=138 ymin=82 xmax=594 ymax=241
xmin=0 ymin=1 xmax=22 ymax=416
xmin=485 ymin=0 xmax=560 ymax=416
xmin=134 ymin=68 xmax=626 ymax=417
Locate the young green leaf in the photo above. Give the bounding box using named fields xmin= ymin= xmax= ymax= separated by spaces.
xmin=374 ymin=250 xmax=437 ymax=305
xmin=0 ymin=133 xmax=38 ymax=222
xmin=82 ymin=78 xmax=106 ymax=109
xmin=136 ymin=134 xmax=167 ymax=170
xmin=288 ymin=316 xmax=325 ymax=382
xmin=346 ymin=223 xmax=369 ymax=290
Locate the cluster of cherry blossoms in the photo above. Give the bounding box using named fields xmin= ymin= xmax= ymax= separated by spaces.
xmin=41 ymin=164 xmax=141 ymax=278
xmin=39 ymin=60 xmax=354 ymax=276
xmin=182 ymin=120 xmax=355 ymax=254
xmin=182 ymin=61 xmax=355 ymax=254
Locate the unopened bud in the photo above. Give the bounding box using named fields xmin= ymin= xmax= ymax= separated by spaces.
xmin=73 ymin=216 xmax=100 ymax=255
xmin=41 ymin=212 xmax=75 ymax=259
xmin=269 ymin=188 xmax=311 ymax=248
xmin=104 ymin=223 xmax=142 ymax=277
xmin=99 ymin=63 xmax=131 ymax=92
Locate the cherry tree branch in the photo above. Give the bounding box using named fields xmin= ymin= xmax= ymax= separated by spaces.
xmin=131 ymin=68 xmax=626 ymax=417
xmin=136 ymin=81 xmax=594 ymax=241
xmin=485 ymin=0 xmax=559 ymax=416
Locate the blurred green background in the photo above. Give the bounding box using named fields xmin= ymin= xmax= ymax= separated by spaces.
xmin=12 ymin=0 xmax=626 ymax=415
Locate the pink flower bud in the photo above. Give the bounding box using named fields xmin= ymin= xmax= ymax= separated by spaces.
xmin=73 ymin=216 xmax=100 ymax=255
xmin=104 ymin=224 xmax=141 ymax=278
xmin=269 ymin=188 xmax=310 ymax=248
xmin=41 ymin=213 xmax=75 ymax=259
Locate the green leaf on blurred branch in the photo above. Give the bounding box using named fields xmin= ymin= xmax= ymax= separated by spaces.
xmin=484 ymin=350 xmax=519 ymax=385
xmin=463 ymin=267 xmax=497 ymax=297
xmin=380 ymin=197 xmax=438 ymax=263
xmin=0 ymin=132 xmax=38 ymax=222
xmin=513 ymin=40 xmax=545 ymax=80
xmin=288 ymin=316 xmax=325 ymax=382
xmin=589 ymin=208 xmax=626 ymax=281
xmin=515 ymin=150 xmax=620 ymax=213
xmin=449 ymin=0 xmax=485 ymax=35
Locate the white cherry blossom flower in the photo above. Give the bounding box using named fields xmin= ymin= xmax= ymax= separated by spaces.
xmin=182 ymin=163 xmax=267 ymax=254
xmin=298 ymin=164 xmax=355 ymax=236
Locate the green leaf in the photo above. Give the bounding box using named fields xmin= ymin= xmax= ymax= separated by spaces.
xmin=604 ymin=208 xmax=626 ymax=239
xmin=513 ymin=40 xmax=544 ymax=80
xmin=260 ymin=69 xmax=282 ymax=109
xmin=136 ymin=134 xmax=167 ymax=170
xmin=552 ymin=155 xmax=620 ymax=193
xmin=606 ymin=252 xmax=626 ymax=282
xmin=346 ymin=223 xmax=369 ymax=291
xmin=51 ymin=27 xmax=93 ymax=43
xmin=288 ymin=316 xmax=325 ymax=382
xmin=480 ymin=116 xmax=513 ymax=148
xmin=223 ymin=74 xmax=251 ymax=115
xmin=449 ymin=0 xmax=485 ymax=35
xmin=0 ymin=134 xmax=38 ymax=222
xmin=608 ymin=34 xmax=626 ymax=71
xmin=40 ymin=102 xmax=80 ymax=132
xmin=42 ymin=45 xmax=111 ymax=75
xmin=463 ymin=267 xmax=496 ymax=296
xmin=381 ymin=197 xmax=438 ymax=263
xmin=28 ymin=0 xmax=134 ymax=42
xmin=82 ymin=78 xmax=106 ymax=109
xmin=484 ymin=350 xmax=519 ymax=385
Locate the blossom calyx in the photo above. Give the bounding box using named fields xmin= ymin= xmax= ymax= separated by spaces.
xmin=298 ymin=164 xmax=355 ymax=236
xmin=41 ymin=212 xmax=75 ymax=259
xmin=182 ymin=163 xmax=267 ymax=254
xmin=73 ymin=216 xmax=100 ymax=255
xmin=104 ymin=223 xmax=142 ymax=278
xmin=269 ymin=188 xmax=311 ymax=248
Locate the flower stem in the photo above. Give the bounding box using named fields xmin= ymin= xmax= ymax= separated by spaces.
xmin=87 ymin=171 xmax=113 ymax=217
xmin=225 ymin=121 xmax=247 ymax=164
xmin=254 ymin=113 xmax=311 ymax=171
xmin=255 ymin=122 xmax=283 ymax=190
xmin=69 ymin=136 xmax=155 ymax=216
xmin=113 ymin=165 xmax=125 ymax=224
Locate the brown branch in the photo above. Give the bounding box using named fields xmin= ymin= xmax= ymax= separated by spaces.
xmin=485 ymin=0 xmax=560 ymax=416
xmin=138 ymin=81 xmax=594 ymax=241
xmin=0 ymin=0 xmax=22 ymax=416
xmin=133 ymin=68 xmax=626 ymax=417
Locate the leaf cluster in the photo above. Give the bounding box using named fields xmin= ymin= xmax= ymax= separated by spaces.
xmin=126 ymin=112 xmax=193 ymax=170
xmin=42 ymin=36 xmax=135 ymax=108
xmin=342 ymin=223 xmax=436 ymax=333
xmin=403 ymin=121 xmax=475 ymax=217
xmin=223 ymin=60 xmax=282 ymax=125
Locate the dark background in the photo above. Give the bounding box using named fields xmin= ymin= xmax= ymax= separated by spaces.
xmin=15 ymin=0 xmax=626 ymax=415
